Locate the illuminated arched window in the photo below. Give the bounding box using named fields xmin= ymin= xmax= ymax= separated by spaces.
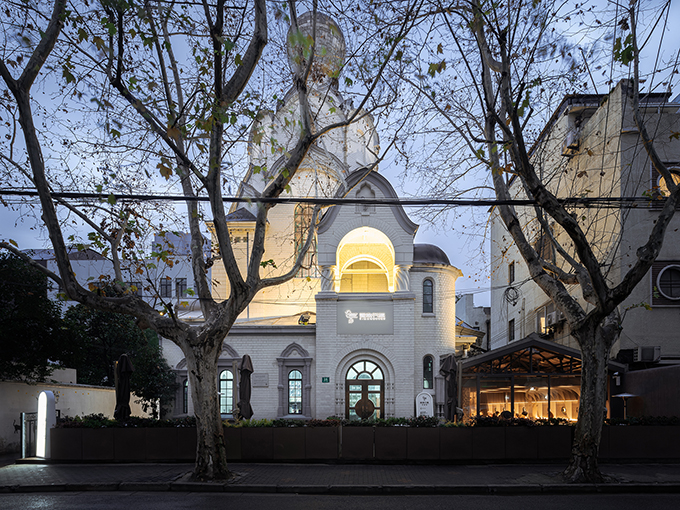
xmin=423 ymin=279 xmax=434 ymax=313
xmin=295 ymin=204 xmax=316 ymax=277
xmin=288 ymin=370 xmax=303 ymax=414
xmin=423 ymin=355 xmax=434 ymax=389
xmin=340 ymin=260 xmax=389 ymax=292
xmin=219 ymin=370 xmax=234 ymax=415
xmin=345 ymin=360 xmax=384 ymax=420
xmin=183 ymin=380 xmax=189 ymax=414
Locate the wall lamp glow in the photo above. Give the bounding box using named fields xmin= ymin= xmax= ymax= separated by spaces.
xmin=37 ymin=391 xmax=56 ymax=458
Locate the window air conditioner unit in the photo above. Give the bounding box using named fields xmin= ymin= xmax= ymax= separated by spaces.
xmin=546 ymin=311 xmax=557 ymax=326
xmin=634 ymin=346 xmax=661 ymax=363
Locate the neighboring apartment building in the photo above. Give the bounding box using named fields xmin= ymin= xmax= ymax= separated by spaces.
xmin=456 ymin=293 xmax=491 ymax=350
xmin=489 ymin=80 xmax=680 ymax=366
xmin=27 ymin=232 xmax=206 ymax=319
xmin=163 ymin=12 xmax=468 ymax=421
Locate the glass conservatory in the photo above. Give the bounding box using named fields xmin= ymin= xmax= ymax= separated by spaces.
xmin=459 ymin=334 xmax=626 ymax=421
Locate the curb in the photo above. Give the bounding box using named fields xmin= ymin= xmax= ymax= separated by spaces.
xmin=1 ymin=482 xmax=680 ymax=494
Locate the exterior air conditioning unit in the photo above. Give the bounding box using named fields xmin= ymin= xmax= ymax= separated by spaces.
xmin=546 ymin=312 xmax=558 ymax=326
xmin=634 ymin=346 xmax=661 ymax=363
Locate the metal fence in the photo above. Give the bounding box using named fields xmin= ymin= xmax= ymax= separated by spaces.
xmin=21 ymin=412 xmax=37 ymax=458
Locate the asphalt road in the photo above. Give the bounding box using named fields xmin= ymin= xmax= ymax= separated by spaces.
xmin=1 ymin=492 xmax=680 ymax=510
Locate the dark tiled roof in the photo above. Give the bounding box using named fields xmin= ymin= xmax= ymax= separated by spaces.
xmin=413 ymin=243 xmax=450 ymax=265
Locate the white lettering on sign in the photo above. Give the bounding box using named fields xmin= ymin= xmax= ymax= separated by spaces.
xmin=345 ymin=309 xmax=386 ymax=324
xmin=345 ymin=310 xmax=358 ymax=324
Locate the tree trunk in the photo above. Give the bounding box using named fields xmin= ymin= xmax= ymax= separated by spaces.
xmin=185 ymin=343 xmax=229 ymax=481
xmin=564 ymin=320 xmax=616 ymax=483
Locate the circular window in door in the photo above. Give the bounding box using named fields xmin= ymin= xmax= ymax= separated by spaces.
xmin=345 ymin=360 xmax=384 ymax=420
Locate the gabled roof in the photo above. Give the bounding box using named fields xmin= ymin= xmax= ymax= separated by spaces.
xmin=461 ymin=333 xmax=625 ymax=374
xmin=225 ymin=207 xmax=257 ymax=222
xmin=317 ymin=167 xmax=418 ymax=235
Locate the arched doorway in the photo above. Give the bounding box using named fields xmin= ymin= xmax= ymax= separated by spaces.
xmin=345 ymin=360 xmax=384 ymax=419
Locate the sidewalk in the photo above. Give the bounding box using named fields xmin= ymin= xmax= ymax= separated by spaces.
xmin=2 ymin=461 xmax=680 ymax=494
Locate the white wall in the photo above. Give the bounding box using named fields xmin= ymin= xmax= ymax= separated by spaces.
xmin=0 ymin=379 xmax=149 ymax=454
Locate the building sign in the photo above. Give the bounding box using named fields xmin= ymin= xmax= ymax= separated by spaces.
xmin=322 ymin=377 xmax=330 ymax=383
xmin=416 ymin=392 xmax=434 ymax=418
xmin=337 ymin=301 xmax=394 ymax=335
xmin=251 ymin=373 xmax=269 ymax=388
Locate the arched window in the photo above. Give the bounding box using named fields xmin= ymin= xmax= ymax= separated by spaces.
xmin=295 ymin=204 xmax=316 ymax=277
xmin=288 ymin=370 xmax=303 ymax=414
xmin=219 ymin=369 xmax=234 ymax=415
xmin=183 ymin=380 xmax=189 ymax=414
xmin=277 ymin=343 xmax=312 ymax=417
xmin=423 ymin=279 xmax=434 ymax=313
xmin=339 ymin=260 xmax=389 ymax=292
xmin=423 ymin=355 xmax=434 ymax=389
xmin=345 ymin=360 xmax=384 ymax=420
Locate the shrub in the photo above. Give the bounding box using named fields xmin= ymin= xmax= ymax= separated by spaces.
xmin=605 ymin=415 xmax=680 ymax=426
xmin=56 ymin=413 xmax=196 ymax=428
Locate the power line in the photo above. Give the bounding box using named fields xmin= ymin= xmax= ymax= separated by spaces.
xmin=0 ymin=189 xmax=669 ymax=209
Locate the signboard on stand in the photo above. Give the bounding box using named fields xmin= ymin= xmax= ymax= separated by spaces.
xmin=416 ymin=391 xmax=434 ymax=418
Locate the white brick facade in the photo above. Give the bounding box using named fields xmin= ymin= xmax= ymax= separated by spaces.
xmin=167 ymin=13 xmax=463 ymax=420
xmin=168 ymin=171 xmax=463 ymax=420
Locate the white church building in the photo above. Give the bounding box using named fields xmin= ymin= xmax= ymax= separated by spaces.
xmin=162 ymin=12 xmax=465 ymax=421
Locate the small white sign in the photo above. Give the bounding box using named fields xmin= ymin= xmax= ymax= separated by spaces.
xmin=251 ymin=373 xmax=269 ymax=388
xmin=416 ymin=391 xmax=434 ymax=418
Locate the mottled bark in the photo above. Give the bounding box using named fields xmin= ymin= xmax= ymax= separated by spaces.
xmin=564 ymin=316 xmax=618 ymax=483
xmin=465 ymin=0 xmax=678 ymax=483
xmin=183 ymin=340 xmax=229 ymax=480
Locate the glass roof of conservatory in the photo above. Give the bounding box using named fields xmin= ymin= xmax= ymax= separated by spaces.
xmin=461 ymin=333 xmax=625 ymax=375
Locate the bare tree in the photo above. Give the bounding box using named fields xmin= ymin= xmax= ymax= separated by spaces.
xmin=399 ymin=0 xmax=679 ymax=482
xmin=0 ymin=0 xmax=418 ymax=480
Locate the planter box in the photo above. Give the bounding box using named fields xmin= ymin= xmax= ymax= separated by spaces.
xmin=240 ymin=428 xmax=273 ymax=460
xmin=50 ymin=424 xmax=680 ymax=463
xmin=407 ymin=428 xmax=440 ymax=460
xmin=598 ymin=426 xmax=611 ymax=459
xmin=273 ymin=428 xmax=306 ymax=460
xmin=505 ymin=427 xmax=538 ymax=460
xmin=223 ymin=427 xmax=242 ymax=460
xmin=176 ymin=428 xmax=197 ymax=461
xmin=114 ymin=428 xmax=146 ymax=461
xmin=537 ymin=426 xmax=572 ymax=460
xmin=440 ymin=427 xmax=473 ymax=460
xmin=472 ymin=428 xmax=505 ymax=460
xmin=375 ymin=427 xmax=407 ymax=460
xmin=341 ymin=427 xmax=373 ymax=460
xmin=81 ymin=428 xmax=115 ymax=461
xmin=305 ymin=427 xmax=339 ymax=460
xmin=145 ymin=428 xmax=178 ymax=460
xmin=50 ymin=428 xmax=83 ymax=460
xmin=605 ymin=426 xmax=680 ymax=459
